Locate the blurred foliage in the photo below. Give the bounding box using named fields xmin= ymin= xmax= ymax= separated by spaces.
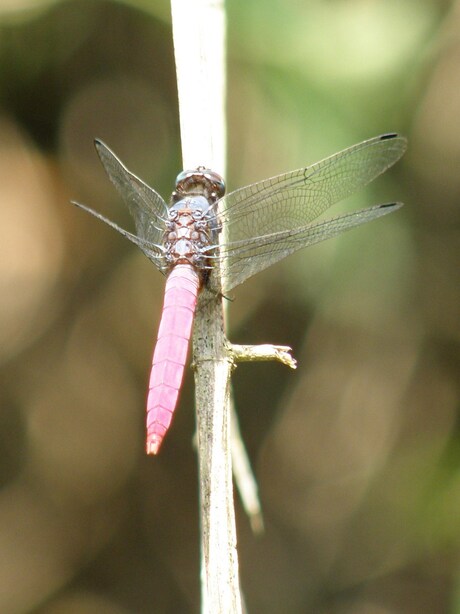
xmin=0 ymin=0 xmax=459 ymax=612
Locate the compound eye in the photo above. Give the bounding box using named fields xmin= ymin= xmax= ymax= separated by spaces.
xmin=205 ymin=171 xmax=225 ymax=199
xmin=175 ymin=170 xmax=191 ymax=188
xmin=214 ymin=181 xmax=225 ymax=199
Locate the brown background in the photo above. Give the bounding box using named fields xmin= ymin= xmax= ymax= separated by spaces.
xmin=0 ymin=1 xmax=459 ymax=612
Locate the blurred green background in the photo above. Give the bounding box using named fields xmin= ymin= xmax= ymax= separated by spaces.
xmin=0 ymin=0 xmax=459 ymax=612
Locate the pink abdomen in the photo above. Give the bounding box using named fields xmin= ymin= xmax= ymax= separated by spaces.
xmin=146 ymin=264 xmax=200 ymax=455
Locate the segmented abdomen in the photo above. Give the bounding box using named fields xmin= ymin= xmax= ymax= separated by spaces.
xmin=146 ymin=264 xmax=200 ymax=455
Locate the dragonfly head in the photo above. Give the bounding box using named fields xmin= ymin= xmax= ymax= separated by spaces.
xmin=172 ymin=167 xmax=225 ymax=204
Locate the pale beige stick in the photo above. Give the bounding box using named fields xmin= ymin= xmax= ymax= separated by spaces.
xmin=170 ymin=1 xmax=242 ymax=612
xmin=171 ymin=0 xmax=297 ymax=610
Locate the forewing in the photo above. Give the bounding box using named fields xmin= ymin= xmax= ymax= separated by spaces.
xmin=94 ymin=139 xmax=169 ymax=246
xmin=210 ymin=134 xmax=406 ymax=290
xmin=217 ymin=134 xmax=406 ymax=239
xmin=215 ymin=202 xmax=403 ymax=292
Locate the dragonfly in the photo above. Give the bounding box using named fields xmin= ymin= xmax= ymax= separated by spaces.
xmin=73 ymin=133 xmax=406 ymax=455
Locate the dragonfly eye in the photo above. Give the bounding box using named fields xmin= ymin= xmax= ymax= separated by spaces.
xmin=207 ymin=172 xmax=225 ymax=198
xmin=206 ymin=173 xmax=225 ymax=200
xmin=173 ymin=168 xmax=226 ymax=203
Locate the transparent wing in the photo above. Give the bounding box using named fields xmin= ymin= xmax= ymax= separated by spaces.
xmin=72 ymin=200 xmax=166 ymax=270
xmin=94 ymin=139 xmax=169 ymax=246
xmin=211 ymin=134 xmax=406 ymax=290
xmin=213 ymin=202 xmax=402 ymax=292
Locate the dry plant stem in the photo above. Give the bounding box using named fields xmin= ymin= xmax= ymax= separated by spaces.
xmin=231 ymin=344 xmax=297 ymax=369
xmin=193 ymin=288 xmax=241 ymax=613
xmin=229 ymin=344 xmax=296 ymax=534
xmin=171 ymin=0 xmax=226 ymax=174
xmin=171 ymin=1 xmax=242 ymax=612
xmin=172 ymin=0 xmax=296 ymax=609
xmin=230 ymin=399 xmax=264 ymax=534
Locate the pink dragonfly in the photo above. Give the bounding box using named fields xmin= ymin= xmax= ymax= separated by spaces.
xmin=73 ymin=133 xmax=406 ymax=454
